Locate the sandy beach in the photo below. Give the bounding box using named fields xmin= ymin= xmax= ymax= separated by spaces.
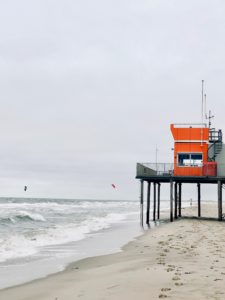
xmin=1 ymin=203 xmax=225 ymax=300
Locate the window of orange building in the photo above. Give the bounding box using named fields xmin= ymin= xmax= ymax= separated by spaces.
xmin=177 ymin=153 xmax=203 ymax=167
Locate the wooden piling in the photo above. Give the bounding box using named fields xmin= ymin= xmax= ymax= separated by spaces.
xmin=174 ymin=183 xmax=178 ymax=219
xmin=178 ymin=183 xmax=182 ymax=217
xmin=140 ymin=180 xmax=144 ymax=227
xmin=153 ymin=182 xmax=156 ymax=221
xmin=170 ymin=180 xmax=173 ymax=222
xmin=197 ymin=183 xmax=201 ymax=217
xmin=157 ymin=183 xmax=161 ymax=220
xmin=218 ymin=180 xmax=222 ymax=221
xmin=146 ymin=182 xmax=151 ymax=225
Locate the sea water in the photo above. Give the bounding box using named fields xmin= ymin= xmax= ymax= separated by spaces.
xmin=0 ymin=197 xmax=175 ymax=289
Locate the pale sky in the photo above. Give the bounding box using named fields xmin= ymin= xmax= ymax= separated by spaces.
xmin=0 ymin=0 xmax=225 ymax=200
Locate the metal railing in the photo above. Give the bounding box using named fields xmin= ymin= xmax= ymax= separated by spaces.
xmin=138 ymin=163 xmax=174 ymax=176
xmin=137 ymin=162 xmax=225 ymax=177
xmin=209 ymin=128 xmax=223 ymax=143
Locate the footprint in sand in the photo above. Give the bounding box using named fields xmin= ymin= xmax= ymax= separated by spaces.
xmin=166 ymin=267 xmax=174 ymax=272
xmin=161 ymin=288 xmax=171 ymax=292
xmin=160 ymin=253 xmax=166 ymax=257
xmin=158 ymin=241 xmax=166 ymax=245
xmin=215 ymin=291 xmax=224 ymax=295
xmin=158 ymin=294 xmax=168 ymax=298
xmin=172 ymin=276 xmax=181 ymax=281
xmin=175 ymin=282 xmax=184 ymax=286
xmin=158 ymin=261 xmax=166 ymax=266
xmin=157 ymin=257 xmax=166 ymax=265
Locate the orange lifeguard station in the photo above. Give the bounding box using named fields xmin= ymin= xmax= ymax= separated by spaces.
xmin=171 ymin=123 xmax=220 ymax=177
xmin=136 ymin=120 xmax=225 ymax=224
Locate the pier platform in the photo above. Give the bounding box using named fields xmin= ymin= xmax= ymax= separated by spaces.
xmin=136 ymin=163 xmax=225 ymax=225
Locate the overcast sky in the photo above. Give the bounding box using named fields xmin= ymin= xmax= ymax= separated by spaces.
xmin=0 ymin=0 xmax=225 ymax=200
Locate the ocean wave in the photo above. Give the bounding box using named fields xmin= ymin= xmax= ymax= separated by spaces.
xmin=16 ymin=211 xmax=46 ymax=222
xmin=0 ymin=236 xmax=37 ymax=263
xmin=0 ymin=199 xmax=138 ymax=210
xmin=0 ymin=212 xmax=131 ymax=263
xmin=0 ymin=211 xmax=46 ymax=224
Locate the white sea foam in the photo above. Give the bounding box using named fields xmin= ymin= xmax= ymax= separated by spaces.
xmin=0 ymin=235 xmax=37 ymax=263
xmin=0 ymin=205 xmax=135 ymax=263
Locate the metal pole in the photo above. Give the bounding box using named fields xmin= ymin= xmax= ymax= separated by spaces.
xmin=178 ymin=183 xmax=182 ymax=217
xmin=140 ymin=180 xmax=144 ymax=227
xmin=153 ymin=182 xmax=156 ymax=221
xmin=201 ymin=80 xmax=205 ymax=144
xmin=174 ymin=183 xmax=178 ymax=219
xmin=146 ymin=182 xmax=151 ymax=225
xmin=157 ymin=183 xmax=161 ymax=219
xmin=197 ymin=183 xmax=201 ymax=217
xmin=218 ymin=180 xmax=222 ymax=221
xmin=170 ymin=180 xmax=174 ymax=222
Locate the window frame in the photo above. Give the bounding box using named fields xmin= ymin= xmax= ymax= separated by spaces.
xmin=177 ymin=152 xmax=203 ymax=167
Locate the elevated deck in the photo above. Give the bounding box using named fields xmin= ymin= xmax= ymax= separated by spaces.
xmin=136 ymin=163 xmax=225 ymax=183
xmin=136 ymin=163 xmax=225 ymax=225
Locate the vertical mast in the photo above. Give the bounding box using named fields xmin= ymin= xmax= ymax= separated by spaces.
xmin=201 ymin=80 xmax=204 ymax=125
xmin=201 ymin=80 xmax=204 ymax=146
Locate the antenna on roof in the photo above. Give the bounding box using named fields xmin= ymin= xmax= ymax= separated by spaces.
xmin=206 ymin=110 xmax=214 ymax=128
xmin=201 ymin=80 xmax=204 ymax=146
xmin=201 ymin=80 xmax=204 ymax=125
xmin=204 ymin=87 xmax=215 ymax=129
xmin=204 ymin=93 xmax=207 ymax=121
xmin=155 ymin=146 xmax=159 ymax=173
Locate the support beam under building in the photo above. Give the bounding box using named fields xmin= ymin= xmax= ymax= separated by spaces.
xmin=153 ymin=182 xmax=156 ymax=221
xmin=157 ymin=183 xmax=161 ymax=220
xmin=146 ymin=182 xmax=151 ymax=225
xmin=140 ymin=180 xmax=144 ymax=227
xmin=174 ymin=183 xmax=178 ymax=219
xmin=197 ymin=183 xmax=201 ymax=217
xmin=170 ymin=180 xmax=174 ymax=222
xmin=218 ymin=180 xmax=223 ymax=221
xmin=178 ymin=183 xmax=182 ymax=217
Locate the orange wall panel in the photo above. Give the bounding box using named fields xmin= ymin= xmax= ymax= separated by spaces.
xmin=174 ymin=166 xmax=203 ymax=176
xmin=171 ymin=124 xmax=209 ymax=141
xmin=174 ymin=143 xmax=208 ymax=163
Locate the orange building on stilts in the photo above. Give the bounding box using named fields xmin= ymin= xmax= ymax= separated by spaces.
xmin=136 ymin=122 xmax=225 ymax=225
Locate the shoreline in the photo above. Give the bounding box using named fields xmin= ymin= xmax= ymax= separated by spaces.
xmin=0 ymin=215 xmax=143 ymax=289
xmin=1 ymin=203 xmax=225 ymax=299
xmin=0 ymin=200 xmax=174 ymax=290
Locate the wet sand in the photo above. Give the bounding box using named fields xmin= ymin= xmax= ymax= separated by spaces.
xmin=1 ymin=203 xmax=225 ymax=299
